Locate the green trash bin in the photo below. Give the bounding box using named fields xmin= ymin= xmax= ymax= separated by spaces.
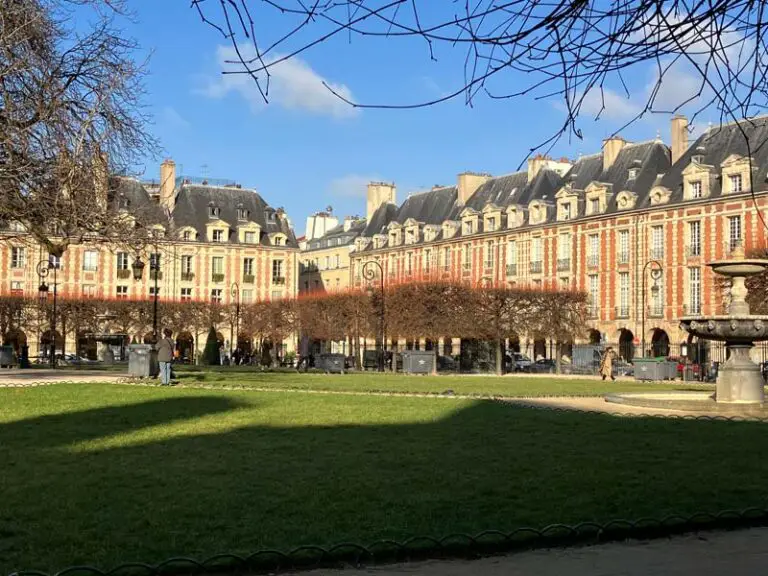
xmin=634 ymin=357 xmax=666 ymax=381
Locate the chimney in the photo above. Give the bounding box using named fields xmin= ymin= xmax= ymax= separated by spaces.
xmin=93 ymin=149 xmax=109 ymax=210
xmin=159 ymin=158 xmax=176 ymax=213
xmin=343 ymin=216 xmax=354 ymax=232
xmin=602 ymin=136 xmax=626 ymax=171
xmin=367 ymin=182 xmax=396 ymax=221
xmin=456 ymin=172 xmax=491 ymax=206
xmin=671 ymin=114 xmax=689 ymax=164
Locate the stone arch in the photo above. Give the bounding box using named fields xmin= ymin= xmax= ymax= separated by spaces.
xmin=508 ymin=335 xmax=521 ymax=354
xmin=533 ymin=338 xmax=546 ymax=360
xmin=618 ymin=328 xmax=635 ymax=361
xmin=588 ymin=329 xmax=602 ymax=345
xmin=40 ymin=330 xmax=64 ymax=358
xmin=76 ymin=331 xmax=98 ymax=360
xmin=442 ymin=337 xmax=453 ymax=356
xmin=176 ymin=331 xmax=194 ymax=362
xmin=3 ymin=328 xmax=27 ymax=355
xmin=650 ymin=328 xmax=670 ymax=357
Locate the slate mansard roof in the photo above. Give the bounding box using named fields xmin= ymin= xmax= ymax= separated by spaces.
xmin=305 ymin=218 xmax=367 ymax=251
xmin=358 ymin=138 xmax=673 ymax=253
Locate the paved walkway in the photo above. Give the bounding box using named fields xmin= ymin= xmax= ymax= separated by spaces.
xmin=0 ymin=368 xmax=128 ymax=386
xmin=290 ymin=528 xmax=768 ymax=575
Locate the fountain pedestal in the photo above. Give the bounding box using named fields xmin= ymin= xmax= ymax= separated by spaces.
xmin=717 ymin=343 xmax=764 ymax=403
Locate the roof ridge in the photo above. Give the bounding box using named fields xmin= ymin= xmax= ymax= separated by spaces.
xmin=181 ymin=182 xmax=259 ymax=194
xmin=622 ymin=139 xmax=666 ymax=149
xmin=707 ymin=114 xmax=768 ymax=131
xmin=405 ymin=185 xmax=457 ymax=198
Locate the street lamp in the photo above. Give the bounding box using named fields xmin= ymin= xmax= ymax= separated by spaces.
xmin=230 ymin=282 xmax=240 ymax=362
xmin=641 ymin=259 xmax=663 ymax=358
xmin=132 ymin=252 xmax=160 ymax=340
xmin=36 ymin=258 xmax=59 ymax=368
xmin=362 ymin=260 xmax=385 ymax=372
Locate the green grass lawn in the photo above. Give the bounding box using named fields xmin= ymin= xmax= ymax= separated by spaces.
xmin=1 ymin=383 xmax=766 ymax=574
xmin=173 ymin=369 xmax=708 ymax=397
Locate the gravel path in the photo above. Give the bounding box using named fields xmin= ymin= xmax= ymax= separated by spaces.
xmin=289 ymin=528 xmax=768 ymax=575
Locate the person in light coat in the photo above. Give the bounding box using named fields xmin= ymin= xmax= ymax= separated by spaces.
xmin=599 ymin=347 xmax=616 ymax=381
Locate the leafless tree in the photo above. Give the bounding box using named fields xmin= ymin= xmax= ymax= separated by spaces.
xmin=0 ymin=0 xmax=158 ymax=256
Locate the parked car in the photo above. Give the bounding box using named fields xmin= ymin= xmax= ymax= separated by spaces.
xmin=530 ymin=358 xmax=557 ymax=374
xmin=436 ymin=355 xmax=456 ymax=372
xmin=508 ymin=352 xmax=533 ymax=372
xmin=59 ymin=354 xmax=98 ymax=366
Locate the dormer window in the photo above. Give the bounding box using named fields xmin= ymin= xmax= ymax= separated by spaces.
xmin=237 ymin=205 xmax=249 ymax=221
xmin=208 ymin=203 xmax=220 ymax=218
xmin=463 ymin=221 xmax=474 ymax=235
xmin=212 ymin=229 xmax=225 ymax=243
xmin=628 ymin=168 xmax=639 ymax=180
xmin=690 ymin=180 xmax=702 ymax=199
xmin=589 ymin=198 xmax=599 ymax=215
xmin=406 ymin=229 xmax=415 ymax=244
xmin=729 ymin=173 xmax=743 ymax=193
xmin=486 ymin=217 xmax=496 ymax=232
xmin=182 ymin=231 xmax=192 ymax=241
xmin=274 ymin=236 xmax=283 ymax=246
xmin=389 ymin=232 xmax=398 ymax=246
xmin=244 ymin=231 xmax=256 ymax=244
xmin=561 ymin=203 xmax=571 ymax=220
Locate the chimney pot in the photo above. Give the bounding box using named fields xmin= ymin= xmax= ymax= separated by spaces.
xmin=671 ymin=115 xmax=689 ymax=164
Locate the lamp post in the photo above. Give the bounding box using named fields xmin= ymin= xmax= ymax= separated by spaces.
xmin=362 ymin=260 xmax=385 ymax=372
xmin=131 ymin=251 xmax=160 ymax=340
xmin=230 ymin=282 xmax=240 ymax=362
xmin=36 ymin=258 xmax=59 ymax=368
xmin=641 ymin=259 xmax=663 ymax=358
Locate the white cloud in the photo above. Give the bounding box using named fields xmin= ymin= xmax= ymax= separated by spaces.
xmin=578 ymin=87 xmax=640 ymax=120
xmin=326 ymin=174 xmax=378 ymax=198
xmin=159 ymin=106 xmax=190 ymax=129
xmin=645 ymin=59 xmax=704 ymax=113
xmin=200 ymin=45 xmax=358 ymax=119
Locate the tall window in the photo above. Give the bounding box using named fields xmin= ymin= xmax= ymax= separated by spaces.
xmin=150 ymin=253 xmax=161 ymax=268
xmin=406 ymin=252 xmax=413 ymax=274
xmin=242 ymin=289 xmax=253 ymax=303
xmin=589 ymin=198 xmax=600 ymax=215
xmin=618 ymin=230 xmax=630 ymax=263
xmin=10 ymin=247 xmax=26 ymax=269
xmin=651 ymin=274 xmax=664 ymax=316
xmin=244 ymin=231 xmax=256 ymax=244
xmin=243 ymin=257 xmax=254 ymax=277
xmin=334 ymin=255 xmax=340 ymax=268
xmin=83 ymin=250 xmax=98 ymax=272
xmin=531 ymin=237 xmax=543 ymax=273
xmin=689 ymin=221 xmax=701 ymax=256
xmin=424 ymin=249 xmax=432 ymax=272
xmin=729 ymin=173 xmax=743 ymax=193
xmin=463 ymin=243 xmax=472 ymax=269
xmin=690 ymin=180 xmax=702 ymax=199
xmin=83 ymin=285 xmax=96 ymax=298
xmin=212 ymin=229 xmax=225 ymax=243
xmin=443 ymin=247 xmax=451 ymax=270
xmin=558 ymin=234 xmax=571 ymax=267
xmin=485 ymin=241 xmax=495 ymax=268
xmin=212 ymin=257 xmax=224 ymax=275
xmin=182 ymin=230 xmax=193 ymax=241
xmin=728 ymin=215 xmax=742 ymax=251
xmin=211 ymin=289 xmax=222 ymax=303
xmin=486 ymin=217 xmax=496 ymax=232
xmin=650 ymin=226 xmax=663 ymax=259
xmin=272 ymin=259 xmax=283 ymax=279
xmin=48 ymin=254 xmax=61 ymax=269
xmin=180 ymin=288 xmax=192 ymax=301
xmin=507 ymin=240 xmax=517 ymax=276
xmin=463 ymin=221 xmax=474 ymax=235
xmin=588 ymin=234 xmax=599 ymax=267
xmin=618 ymin=272 xmax=630 ymax=317
xmin=589 ymin=274 xmax=599 ymax=315
xmin=116 ymin=286 xmax=128 ymax=299
xmin=117 ymin=252 xmax=129 ymax=270
xmin=181 ymin=255 xmax=193 ymax=275
xmin=324 ymin=256 xmax=330 ymax=270
xmin=689 ymin=267 xmax=701 ymax=314
xmin=561 ymin=203 xmax=571 ymax=220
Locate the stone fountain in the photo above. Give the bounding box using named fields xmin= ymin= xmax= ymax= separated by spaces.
xmin=606 ymin=245 xmax=768 ymax=413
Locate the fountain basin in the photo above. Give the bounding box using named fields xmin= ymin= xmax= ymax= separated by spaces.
xmin=605 ymin=391 xmax=768 ymax=415
xmin=709 ymin=259 xmax=768 ymax=277
xmin=679 ymin=316 xmax=768 ymax=344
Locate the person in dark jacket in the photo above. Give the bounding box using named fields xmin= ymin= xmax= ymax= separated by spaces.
xmin=156 ymin=328 xmax=174 ymax=386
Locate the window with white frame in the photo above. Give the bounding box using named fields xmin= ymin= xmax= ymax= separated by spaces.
xmin=83 ymin=250 xmax=98 ymax=272
xmin=507 ymin=240 xmax=517 ymax=276
xmin=406 ymin=252 xmax=413 ymax=274
xmin=618 ymin=272 xmax=630 ymax=316
xmin=180 ymin=287 xmax=192 ymax=301
xmin=271 ymin=290 xmax=283 ymax=300
xmin=650 ymin=226 xmax=663 ymax=259
xmin=463 ymin=243 xmax=472 ymax=269
xmin=243 ymin=258 xmax=254 ymax=277
xmin=117 ymin=252 xmax=129 ymax=270
xmin=486 ymin=217 xmax=496 ymax=232
xmin=212 ymin=257 xmax=224 ymax=276
xmin=116 ymin=286 xmax=128 ymax=299
xmin=557 ymin=234 xmax=571 ymax=263
xmin=589 ymin=274 xmax=599 ymax=315
xmin=334 ymin=255 xmax=340 ymax=268
xmin=728 ymin=215 xmax=742 ymax=251
xmin=690 ymin=180 xmax=702 ymax=199
xmin=48 ymin=254 xmax=61 ymax=269
xmin=182 ymin=255 xmax=193 ymax=275
xmin=618 ymin=230 xmax=630 ymax=263
xmin=485 ymin=241 xmax=495 ymax=268
xmin=589 ymin=197 xmax=600 ymax=215
xmin=212 ymin=229 xmax=225 ymax=243
xmin=689 ymin=221 xmax=701 ymax=256
xmin=729 ymin=173 xmax=743 ymax=193
xmin=242 ymin=289 xmax=253 ymax=303
xmin=531 ymin=237 xmax=542 ymax=263
xmin=561 ymin=202 xmax=571 ymax=221
xmin=443 ymin=247 xmax=451 ymax=270
xmin=183 ymin=230 xmax=193 ymax=241
xmin=689 ymin=267 xmax=701 ymax=314
xmin=10 ymin=281 xmax=23 ymax=293
xmin=424 ymin=249 xmax=432 ymax=272
xmin=588 ymin=234 xmax=599 ymax=267
xmin=244 ymin=231 xmax=256 ymax=244
xmin=324 ymin=256 xmax=330 ymax=269
xmin=149 ymin=286 xmax=161 ymax=297
xmin=83 ymin=285 xmax=96 ymax=298
xmin=463 ymin=220 xmax=474 ymax=235
xmin=272 ymin=259 xmax=283 ymax=279
xmin=651 ymin=273 xmax=664 ymax=315
xmin=211 ymin=288 xmax=222 ymax=303
xmin=11 ymin=247 xmax=25 ymax=268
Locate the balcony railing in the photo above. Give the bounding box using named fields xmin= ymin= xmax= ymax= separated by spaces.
xmin=483 ymin=261 xmax=494 ymax=270
xmin=586 ymin=254 xmax=599 ymax=268
xmin=647 ymin=303 xmax=664 ymax=318
xmin=301 ymin=263 xmax=318 ymax=273
xmin=556 ymin=258 xmax=571 ymax=272
xmin=181 ymin=272 xmax=195 ymax=282
xmin=683 ymin=302 xmax=701 ymax=315
xmin=506 ymin=263 xmax=517 ymax=276
xmin=685 ymin=245 xmax=702 ymax=258
xmin=272 ymin=276 xmax=286 ymax=286
xmin=649 ymin=247 xmax=664 ymax=260
xmin=211 ymin=273 xmax=225 ymax=283
xmin=615 ymin=305 xmax=630 ymax=319
xmin=242 ymin=273 xmax=255 ymax=284
xmin=116 ymin=269 xmax=131 ymax=280
xmin=530 ymin=261 xmax=543 ymax=274
xmin=617 ymin=251 xmax=630 ymax=264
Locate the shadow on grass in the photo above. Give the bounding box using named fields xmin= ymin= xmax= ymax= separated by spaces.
xmin=2 ymin=392 xmax=768 ymax=574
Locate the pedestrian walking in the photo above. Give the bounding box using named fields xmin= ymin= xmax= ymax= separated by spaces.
xmin=156 ymin=328 xmax=175 ymax=386
xmin=599 ymin=346 xmax=616 ymax=381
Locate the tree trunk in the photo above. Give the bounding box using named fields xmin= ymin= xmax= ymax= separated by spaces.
xmin=495 ymin=338 xmax=503 ymax=376
xmin=555 ymin=341 xmax=562 ymax=374
xmin=432 ymin=344 xmax=438 ymax=376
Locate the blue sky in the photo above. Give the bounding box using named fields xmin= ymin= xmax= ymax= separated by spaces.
xmin=118 ymin=2 xmax=720 ymax=234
